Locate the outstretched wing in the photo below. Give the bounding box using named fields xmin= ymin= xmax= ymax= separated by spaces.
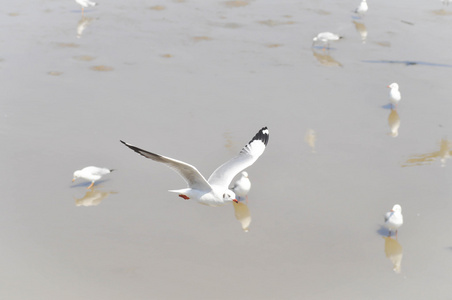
xmin=208 ymin=127 xmax=269 ymax=187
xmin=120 ymin=140 xmax=212 ymax=191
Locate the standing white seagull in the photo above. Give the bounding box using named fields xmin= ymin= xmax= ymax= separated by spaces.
xmin=388 ymin=83 xmax=401 ymax=109
xmin=384 ymin=204 xmax=403 ymax=238
xmin=75 ymin=0 xmax=98 ymax=14
xmin=120 ymin=127 xmax=269 ymax=207
xmin=72 ymin=166 xmax=114 ymax=189
xmin=312 ymin=32 xmax=343 ymax=49
xmin=354 ymin=0 xmax=368 ymax=15
xmin=231 ymin=171 xmax=251 ymax=202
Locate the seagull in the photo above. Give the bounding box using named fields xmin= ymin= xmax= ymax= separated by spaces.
xmin=312 ymin=32 xmax=343 ymax=49
xmin=120 ymin=127 xmax=269 ymax=207
xmin=72 ymin=166 xmax=114 ymax=189
xmin=384 ymin=204 xmax=403 ymax=238
xmin=388 ymin=83 xmax=401 ymax=109
xmin=75 ymin=0 xmax=98 ymax=14
xmin=354 ymin=0 xmax=368 ymax=15
xmin=231 ymin=171 xmax=251 ymax=202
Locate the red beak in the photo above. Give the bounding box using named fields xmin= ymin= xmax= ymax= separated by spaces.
xmin=233 ymin=199 xmax=239 ymax=203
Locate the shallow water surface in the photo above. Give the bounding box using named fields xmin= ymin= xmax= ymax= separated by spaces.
xmin=2 ymin=0 xmax=452 ymax=299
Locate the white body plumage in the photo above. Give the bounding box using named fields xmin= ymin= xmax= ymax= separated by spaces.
xmin=231 ymin=171 xmax=251 ymax=201
xmin=355 ymin=0 xmax=368 ymax=15
xmin=388 ymin=82 xmax=401 ymax=108
xmin=75 ymin=0 xmax=97 ymax=8
xmin=384 ymin=204 xmax=403 ymax=236
xmin=72 ymin=166 xmax=114 ymax=189
xmin=312 ymin=32 xmax=343 ymax=48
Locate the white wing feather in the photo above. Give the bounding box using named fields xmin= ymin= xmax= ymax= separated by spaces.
xmin=120 ymin=140 xmax=212 ymax=191
xmin=208 ymin=127 xmax=269 ymax=188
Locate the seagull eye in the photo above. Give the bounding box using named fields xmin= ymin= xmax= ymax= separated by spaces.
xmin=223 ymin=193 xmax=226 ymax=198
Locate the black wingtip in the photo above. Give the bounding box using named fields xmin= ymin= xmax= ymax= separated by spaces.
xmin=248 ymin=127 xmax=269 ymax=146
xmin=120 ymin=139 xmax=164 ymax=160
xmin=120 ymin=140 xmax=138 ymax=152
xmin=120 ymin=140 xmax=136 ymax=150
xmin=110 ymin=169 xmax=115 ymax=172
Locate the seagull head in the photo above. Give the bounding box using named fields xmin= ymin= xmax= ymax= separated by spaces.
xmin=72 ymin=170 xmax=81 ymax=182
xmin=388 ymin=83 xmax=399 ymax=90
xmin=241 ymin=171 xmax=249 ymax=178
xmin=391 ymin=204 xmax=402 ymax=213
xmin=223 ymin=190 xmax=238 ymax=204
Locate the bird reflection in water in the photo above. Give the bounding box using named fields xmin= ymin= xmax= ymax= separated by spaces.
xmin=312 ymin=50 xmax=342 ymax=67
xmin=387 ymin=109 xmax=400 ymax=137
xmin=75 ymin=188 xmax=116 ymax=207
xmin=352 ymin=21 xmax=367 ymax=43
xmin=402 ymin=139 xmax=452 ymax=167
xmin=305 ymin=129 xmax=316 ymax=153
xmin=383 ymin=237 xmax=403 ymax=273
xmin=233 ymin=201 xmax=251 ymax=232
xmin=76 ymin=16 xmax=94 ymax=38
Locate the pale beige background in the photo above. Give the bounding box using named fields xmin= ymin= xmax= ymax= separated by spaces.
xmin=2 ymin=0 xmax=452 ymax=299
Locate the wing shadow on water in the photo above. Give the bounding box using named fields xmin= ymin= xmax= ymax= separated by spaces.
xmin=381 ymin=104 xmax=393 ymax=110
xmin=363 ymin=60 xmax=452 ymax=68
xmin=70 ymin=179 xmax=109 ymax=188
xmin=377 ymin=225 xmax=390 ymax=237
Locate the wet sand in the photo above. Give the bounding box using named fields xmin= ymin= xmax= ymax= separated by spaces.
xmin=2 ymin=0 xmax=452 ymax=299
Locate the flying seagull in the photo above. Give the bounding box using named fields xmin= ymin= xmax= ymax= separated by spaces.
xmin=120 ymin=127 xmax=269 ymax=207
